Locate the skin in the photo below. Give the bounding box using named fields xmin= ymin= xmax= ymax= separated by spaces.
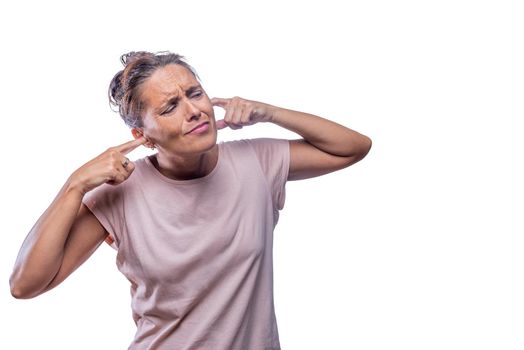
xmin=10 ymin=62 xmax=372 ymax=299
xmin=131 ymin=63 xmax=374 ymax=182
xmin=131 ymin=64 xmax=219 ymax=181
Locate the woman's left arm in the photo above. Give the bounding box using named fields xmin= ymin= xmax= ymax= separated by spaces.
xmin=211 ymin=96 xmax=372 ymax=181
xmin=270 ymin=105 xmax=372 ymax=180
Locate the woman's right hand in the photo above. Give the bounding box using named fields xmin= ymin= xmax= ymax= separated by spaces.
xmin=69 ymin=136 xmax=147 ymax=195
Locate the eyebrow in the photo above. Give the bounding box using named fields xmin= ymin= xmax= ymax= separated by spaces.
xmin=157 ymin=84 xmax=202 ymax=113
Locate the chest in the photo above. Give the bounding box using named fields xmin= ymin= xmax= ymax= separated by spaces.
xmin=118 ymin=159 xmax=273 ymax=284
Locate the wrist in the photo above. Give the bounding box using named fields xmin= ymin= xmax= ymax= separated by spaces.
xmin=65 ymin=174 xmax=87 ymax=197
xmin=267 ymin=105 xmax=282 ymax=124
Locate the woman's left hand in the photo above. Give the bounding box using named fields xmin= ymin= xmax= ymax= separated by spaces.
xmin=211 ymin=96 xmax=276 ymax=130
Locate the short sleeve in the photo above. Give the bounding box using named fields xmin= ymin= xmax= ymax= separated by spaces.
xmin=246 ymin=138 xmax=290 ymax=211
xmin=82 ymin=184 xmax=124 ymax=251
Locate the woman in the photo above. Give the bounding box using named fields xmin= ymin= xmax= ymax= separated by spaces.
xmin=10 ymin=51 xmax=372 ymax=349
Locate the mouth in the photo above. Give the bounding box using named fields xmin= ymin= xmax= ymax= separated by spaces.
xmin=186 ymin=121 xmax=210 ymax=135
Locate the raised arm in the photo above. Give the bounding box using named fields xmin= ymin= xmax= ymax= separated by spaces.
xmin=9 ymin=137 xmax=146 ymax=299
xmin=269 ymin=106 xmax=371 ymax=180
xmin=211 ymin=96 xmax=372 ymax=181
xmin=9 ymin=183 xmax=107 ymax=299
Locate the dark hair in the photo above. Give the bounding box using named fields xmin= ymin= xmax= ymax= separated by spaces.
xmin=108 ymin=51 xmax=200 ymax=128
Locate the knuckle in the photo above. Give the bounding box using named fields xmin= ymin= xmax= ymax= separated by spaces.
xmin=115 ymin=174 xmax=124 ymax=183
xmin=106 ymin=150 xmax=118 ymax=159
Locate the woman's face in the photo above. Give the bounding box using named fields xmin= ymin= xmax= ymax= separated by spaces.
xmin=134 ymin=64 xmax=217 ymax=156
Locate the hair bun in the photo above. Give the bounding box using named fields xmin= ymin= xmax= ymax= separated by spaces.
xmin=109 ymin=70 xmax=124 ymax=108
xmin=120 ymin=51 xmax=154 ymax=66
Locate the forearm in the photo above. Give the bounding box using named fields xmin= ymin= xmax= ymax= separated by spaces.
xmin=269 ymin=106 xmax=372 ymax=157
xmin=10 ymin=178 xmax=84 ymax=298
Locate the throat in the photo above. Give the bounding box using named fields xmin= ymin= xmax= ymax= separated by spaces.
xmin=150 ymin=145 xmax=218 ymax=181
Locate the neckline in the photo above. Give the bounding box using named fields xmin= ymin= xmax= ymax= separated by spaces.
xmin=144 ymin=143 xmax=223 ymax=185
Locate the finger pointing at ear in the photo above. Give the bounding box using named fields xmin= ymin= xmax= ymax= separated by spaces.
xmin=211 ymin=97 xmax=230 ymax=108
xmin=115 ymin=136 xmax=148 ymax=155
xmin=211 ymin=97 xmax=230 ymax=130
xmin=211 ymin=96 xmax=275 ymax=130
xmin=212 ymin=96 xmax=244 ymax=130
xmin=69 ymin=136 xmax=147 ymax=195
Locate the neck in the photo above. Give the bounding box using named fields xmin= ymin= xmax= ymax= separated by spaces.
xmin=151 ymin=144 xmax=219 ymax=181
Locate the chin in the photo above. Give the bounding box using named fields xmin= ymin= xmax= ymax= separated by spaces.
xmin=180 ymin=132 xmax=217 ymax=155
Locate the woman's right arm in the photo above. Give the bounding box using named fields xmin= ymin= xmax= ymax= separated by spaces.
xmin=9 ymin=180 xmax=105 ymax=299
xmin=9 ymin=136 xmax=146 ymax=299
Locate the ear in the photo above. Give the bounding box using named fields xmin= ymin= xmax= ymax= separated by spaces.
xmin=131 ymin=128 xmax=156 ymax=149
xmin=131 ymin=127 xmax=143 ymax=140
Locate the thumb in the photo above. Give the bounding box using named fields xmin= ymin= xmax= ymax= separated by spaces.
xmin=215 ymin=119 xmax=227 ymax=130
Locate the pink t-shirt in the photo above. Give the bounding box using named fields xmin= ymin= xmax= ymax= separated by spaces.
xmin=82 ymin=138 xmax=290 ymax=350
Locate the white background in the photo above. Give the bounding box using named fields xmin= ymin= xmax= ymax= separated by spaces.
xmin=1 ymin=0 xmax=523 ymax=349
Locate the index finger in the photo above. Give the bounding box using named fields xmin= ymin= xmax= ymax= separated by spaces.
xmin=211 ymin=97 xmax=231 ymax=108
xmin=114 ymin=136 xmax=147 ymax=155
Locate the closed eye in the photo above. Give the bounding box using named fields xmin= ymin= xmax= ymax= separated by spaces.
xmin=162 ymin=104 xmax=177 ymax=115
xmin=161 ymin=91 xmax=203 ymax=115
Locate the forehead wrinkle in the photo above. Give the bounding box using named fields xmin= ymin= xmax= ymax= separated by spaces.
xmin=159 ymin=66 xmax=192 ymax=87
xmin=151 ymin=78 xmax=181 ymax=105
xmin=158 ymin=81 xmax=202 ymax=103
xmin=146 ymin=65 xmax=199 ymax=112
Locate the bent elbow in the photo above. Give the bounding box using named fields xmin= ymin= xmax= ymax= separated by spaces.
xmin=9 ymin=276 xmax=40 ymax=300
xmin=362 ymin=136 xmax=372 ymax=158
xmin=11 ymin=286 xmax=27 ymax=299
xmin=10 ymin=285 xmax=40 ymax=300
xmin=354 ymin=135 xmax=372 ymax=161
xmin=10 ymin=279 xmax=27 ymax=299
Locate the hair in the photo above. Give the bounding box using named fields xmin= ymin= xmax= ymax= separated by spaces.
xmin=108 ymin=50 xmax=200 ymax=128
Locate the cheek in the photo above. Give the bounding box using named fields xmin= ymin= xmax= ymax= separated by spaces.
xmin=142 ymin=121 xmax=163 ymax=144
xmin=146 ymin=119 xmax=184 ymax=143
xmin=204 ymin=101 xmax=214 ymax=116
xmin=196 ymin=97 xmax=213 ymax=114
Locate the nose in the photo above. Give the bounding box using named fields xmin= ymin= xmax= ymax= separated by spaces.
xmin=184 ymin=99 xmax=201 ymax=121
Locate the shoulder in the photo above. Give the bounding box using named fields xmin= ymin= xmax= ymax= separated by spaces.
xmin=223 ymin=139 xmax=289 ymax=175
xmin=241 ymin=138 xmax=289 ymax=157
xmin=132 ymin=154 xmax=152 ymax=169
